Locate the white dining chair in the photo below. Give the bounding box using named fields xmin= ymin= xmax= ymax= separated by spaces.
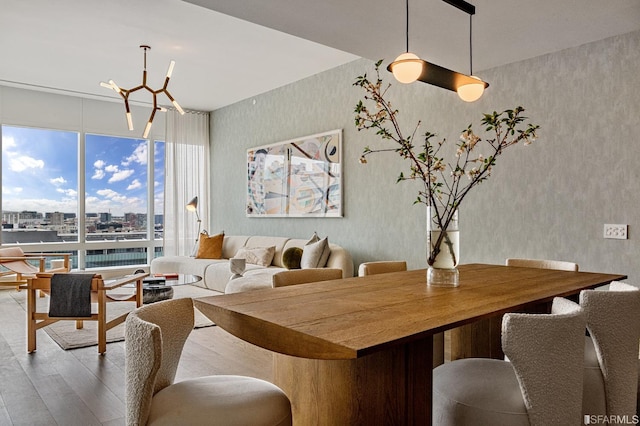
xmin=433 ymin=297 xmax=586 ymax=426
xmin=125 ymin=297 xmax=292 ymax=426
xmin=580 ymin=281 xmax=640 ymax=420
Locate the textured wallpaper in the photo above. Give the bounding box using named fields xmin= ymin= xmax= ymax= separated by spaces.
xmin=211 ymin=30 xmax=640 ymax=280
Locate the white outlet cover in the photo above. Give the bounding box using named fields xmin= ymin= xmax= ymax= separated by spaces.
xmin=604 ymin=224 xmax=628 ymax=240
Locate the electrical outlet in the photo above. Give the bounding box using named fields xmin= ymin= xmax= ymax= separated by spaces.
xmin=604 ymin=224 xmax=628 ymax=240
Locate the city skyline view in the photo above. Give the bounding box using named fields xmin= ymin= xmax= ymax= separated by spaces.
xmin=2 ymin=125 xmax=164 ymax=218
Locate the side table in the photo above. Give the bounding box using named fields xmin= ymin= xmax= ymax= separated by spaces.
xmin=126 ymin=274 xmax=202 ymax=304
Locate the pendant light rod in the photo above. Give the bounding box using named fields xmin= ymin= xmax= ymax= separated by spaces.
xmin=469 ymin=14 xmax=473 ymax=74
xmin=405 ymin=0 xmax=410 ymax=52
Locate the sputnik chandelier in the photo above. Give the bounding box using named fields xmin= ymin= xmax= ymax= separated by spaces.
xmin=100 ymin=45 xmax=185 ymax=138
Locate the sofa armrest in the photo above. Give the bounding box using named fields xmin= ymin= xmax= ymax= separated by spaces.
xmin=326 ymin=244 xmax=354 ymax=278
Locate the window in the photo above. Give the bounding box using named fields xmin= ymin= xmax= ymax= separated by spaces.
xmin=1 ymin=125 xmax=164 ymax=269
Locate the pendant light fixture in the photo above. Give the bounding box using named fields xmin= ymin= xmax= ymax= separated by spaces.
xmin=388 ymin=0 xmax=423 ymax=84
xmin=456 ymin=12 xmax=485 ymax=102
xmin=387 ymin=0 xmax=489 ymax=101
xmin=100 ymin=45 xmax=185 ymax=138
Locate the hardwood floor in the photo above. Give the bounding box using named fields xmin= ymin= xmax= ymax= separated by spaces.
xmin=0 ymin=288 xmax=274 ymax=426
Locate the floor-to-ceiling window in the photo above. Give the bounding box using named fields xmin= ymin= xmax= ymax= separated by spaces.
xmin=1 ymin=125 xmax=164 ymax=270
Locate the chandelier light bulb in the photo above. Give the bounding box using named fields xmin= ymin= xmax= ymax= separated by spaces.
xmin=390 ymin=52 xmax=423 ymax=84
xmin=166 ymin=60 xmax=175 ymax=79
xmin=126 ymin=112 xmax=134 ymax=131
xmin=143 ymin=121 xmax=153 ymax=139
xmin=457 ymin=76 xmax=485 ymax=102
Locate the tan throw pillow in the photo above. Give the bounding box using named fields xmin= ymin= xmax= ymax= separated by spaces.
xmin=195 ymin=232 xmax=224 ymax=259
xmin=235 ymin=246 xmax=276 ymax=267
xmin=301 ymin=236 xmax=330 ymax=269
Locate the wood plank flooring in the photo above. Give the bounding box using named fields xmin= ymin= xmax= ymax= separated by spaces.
xmin=0 ymin=288 xmax=273 ymax=426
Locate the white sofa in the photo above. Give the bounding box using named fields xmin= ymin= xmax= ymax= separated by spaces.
xmin=150 ymin=235 xmax=354 ymax=293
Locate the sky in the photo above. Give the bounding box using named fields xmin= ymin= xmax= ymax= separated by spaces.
xmin=1 ymin=125 xmax=164 ymax=217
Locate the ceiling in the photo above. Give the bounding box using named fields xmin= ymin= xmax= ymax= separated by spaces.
xmin=1 ymin=0 xmax=639 ymax=112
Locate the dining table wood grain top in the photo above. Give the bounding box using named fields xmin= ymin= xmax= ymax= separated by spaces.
xmin=194 ymin=263 xmax=626 ymax=360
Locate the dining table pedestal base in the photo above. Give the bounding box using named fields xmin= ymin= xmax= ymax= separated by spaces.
xmin=273 ymin=337 xmax=434 ymax=426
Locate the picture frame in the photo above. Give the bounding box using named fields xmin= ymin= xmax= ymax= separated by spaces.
xmin=246 ymin=129 xmax=342 ymax=217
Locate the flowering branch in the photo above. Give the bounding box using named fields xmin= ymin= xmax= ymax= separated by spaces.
xmin=354 ymin=60 xmax=540 ymax=265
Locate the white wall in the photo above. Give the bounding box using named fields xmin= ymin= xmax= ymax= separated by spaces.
xmin=0 ymin=86 xmax=165 ymax=139
xmin=210 ymin=30 xmax=640 ymax=280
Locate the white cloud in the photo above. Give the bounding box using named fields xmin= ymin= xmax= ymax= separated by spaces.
xmin=9 ymin=155 xmax=44 ymax=172
xmin=127 ymin=179 xmax=142 ymax=190
xmin=123 ymin=143 xmax=147 ymax=166
xmin=108 ymin=169 xmax=135 ymax=183
xmin=50 ymin=176 xmax=67 ymax=186
xmin=92 ymin=169 xmax=105 ymax=179
xmin=2 ymin=136 xmax=17 ymax=152
xmin=96 ymin=188 xmax=127 ymax=203
xmin=56 ymin=188 xmax=77 ymax=197
xmin=94 ymin=159 xmax=105 ymax=169
xmin=105 ymin=164 xmax=119 ymax=173
xmin=96 ymin=189 xmax=119 ymax=198
xmin=2 ymin=186 xmax=23 ymax=194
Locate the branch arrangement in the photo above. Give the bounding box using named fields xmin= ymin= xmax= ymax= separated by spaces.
xmin=354 ymin=60 xmax=540 ymax=265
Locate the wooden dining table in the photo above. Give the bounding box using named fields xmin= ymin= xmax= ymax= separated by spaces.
xmin=194 ymin=263 xmax=625 ymax=425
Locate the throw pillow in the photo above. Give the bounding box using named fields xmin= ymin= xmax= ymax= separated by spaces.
xmin=195 ymin=232 xmax=224 ymax=259
xmin=235 ymin=246 xmax=276 ymax=267
xmin=301 ymin=236 xmax=331 ymax=269
xmin=282 ymin=247 xmax=303 ymax=270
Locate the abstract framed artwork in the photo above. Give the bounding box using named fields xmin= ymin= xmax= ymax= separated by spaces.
xmin=247 ymin=129 xmax=342 ymax=217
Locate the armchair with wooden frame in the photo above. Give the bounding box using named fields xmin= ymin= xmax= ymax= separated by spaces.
xmin=0 ymin=246 xmax=71 ymax=291
xmin=27 ymin=272 xmax=148 ymax=354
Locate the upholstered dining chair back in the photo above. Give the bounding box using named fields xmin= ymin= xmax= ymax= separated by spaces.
xmin=580 ymin=282 xmax=640 ymax=419
xmin=506 ymin=258 xmax=579 ymax=271
xmin=433 ymin=297 xmax=585 ymax=426
xmin=502 ymin=297 xmax=586 ymax=426
xmin=272 ymin=268 xmax=342 ymax=288
xmin=125 ymin=298 xmax=292 ymax=426
xmin=125 ymin=297 xmax=194 ymax=425
xmin=358 ymin=261 xmax=407 ymax=277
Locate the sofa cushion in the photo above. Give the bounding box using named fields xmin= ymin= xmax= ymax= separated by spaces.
xmin=301 ymin=237 xmax=330 ymax=269
xmin=221 ymin=236 xmax=250 ymax=259
xmin=245 ymin=236 xmax=290 ymax=267
xmin=282 ymin=247 xmax=303 ymax=269
xmin=203 ymin=262 xmax=267 ymax=293
xmin=235 ymin=246 xmax=276 ymax=267
xmin=195 ymin=232 xmax=224 ymax=259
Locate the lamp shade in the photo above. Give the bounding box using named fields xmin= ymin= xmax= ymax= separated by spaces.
xmin=389 ymin=53 xmax=423 ymax=84
xmin=186 ymin=196 xmax=198 ymax=212
xmin=457 ymin=76 xmax=485 ymax=102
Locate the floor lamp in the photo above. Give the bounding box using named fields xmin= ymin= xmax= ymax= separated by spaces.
xmin=186 ymin=196 xmax=201 ymax=256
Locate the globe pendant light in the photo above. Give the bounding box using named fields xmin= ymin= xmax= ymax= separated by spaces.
xmin=457 ymin=14 xmax=485 ymax=102
xmin=388 ymin=0 xmax=423 ymax=84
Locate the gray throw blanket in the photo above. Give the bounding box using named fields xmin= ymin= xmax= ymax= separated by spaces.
xmin=49 ymin=273 xmax=95 ymax=317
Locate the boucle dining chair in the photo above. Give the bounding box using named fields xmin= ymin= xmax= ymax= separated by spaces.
xmin=271 ymin=268 xmax=342 ymax=288
xmin=451 ymin=258 xmax=580 ymax=361
xmin=505 ymin=258 xmax=579 ymax=271
xmin=433 ymin=297 xmax=586 ymax=426
xmin=358 ymin=260 xmax=407 ymax=277
xmin=580 ymin=282 xmax=640 ymax=420
xmin=359 ymin=260 xmax=444 ymax=367
xmin=125 ymin=297 xmax=292 ymax=426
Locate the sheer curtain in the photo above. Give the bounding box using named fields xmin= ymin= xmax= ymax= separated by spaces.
xmin=164 ymin=109 xmax=210 ymax=256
